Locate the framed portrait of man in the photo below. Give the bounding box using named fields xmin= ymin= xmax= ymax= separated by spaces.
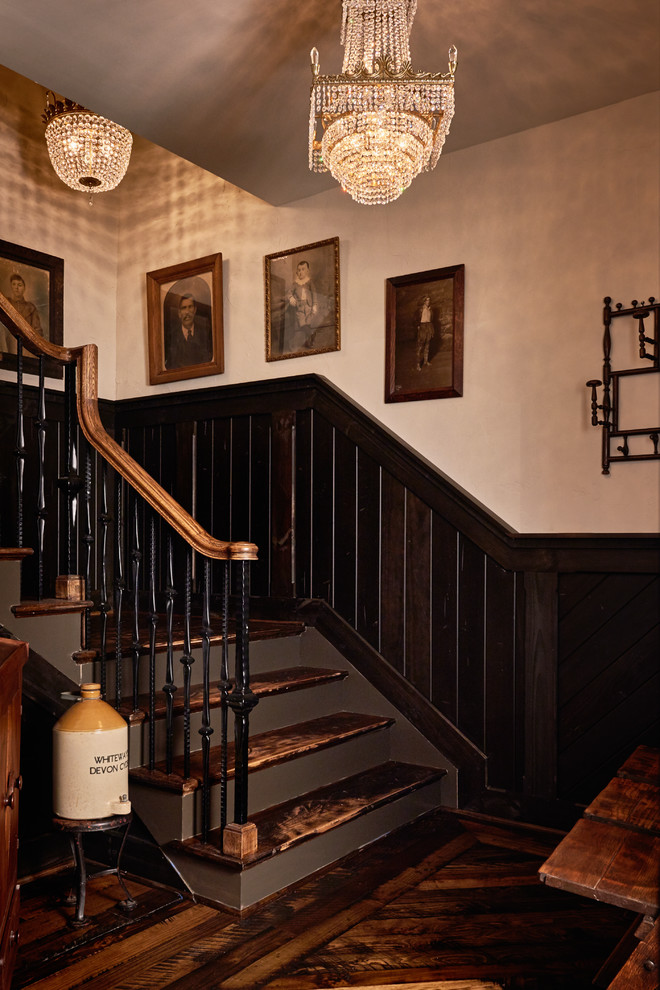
xmin=147 ymin=254 xmax=224 ymax=385
xmin=0 ymin=239 xmax=64 ymax=378
xmin=385 ymin=264 xmax=464 ymax=403
xmin=265 ymin=237 xmax=340 ymax=361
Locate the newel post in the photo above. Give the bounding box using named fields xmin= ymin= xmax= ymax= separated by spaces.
xmin=223 ymin=541 xmax=259 ymax=859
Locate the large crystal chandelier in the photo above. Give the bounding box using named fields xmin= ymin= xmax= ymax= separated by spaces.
xmin=309 ymin=0 xmax=456 ymax=205
xmin=42 ymin=92 xmax=133 ymax=195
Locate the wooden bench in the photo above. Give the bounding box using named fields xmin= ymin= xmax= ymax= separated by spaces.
xmin=539 ymin=745 xmax=659 ymax=988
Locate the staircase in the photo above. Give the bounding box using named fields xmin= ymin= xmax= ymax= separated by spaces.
xmin=1 ymin=550 xmax=451 ymax=911
xmin=0 ymin=293 xmax=453 ymax=911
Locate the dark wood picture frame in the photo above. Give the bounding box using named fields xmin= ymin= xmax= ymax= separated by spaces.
xmin=265 ymin=237 xmax=340 ymax=361
xmin=147 ymin=254 xmax=224 ymax=385
xmin=385 ymin=264 xmax=464 ymax=403
xmin=0 ymin=238 xmax=64 ymax=379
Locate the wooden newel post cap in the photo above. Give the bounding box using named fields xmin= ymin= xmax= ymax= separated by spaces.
xmin=55 ymin=574 xmax=86 ymax=601
xmin=230 ymin=542 xmax=259 ymax=561
xmin=222 ymin=821 xmax=258 ymax=859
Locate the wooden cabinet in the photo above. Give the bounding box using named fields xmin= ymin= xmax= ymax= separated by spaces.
xmin=0 ymin=638 xmax=27 ymax=990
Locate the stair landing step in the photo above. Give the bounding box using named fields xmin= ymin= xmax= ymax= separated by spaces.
xmin=173 ymin=761 xmax=447 ymax=867
xmin=73 ymin=616 xmax=305 ymax=663
xmin=12 ymin=598 xmax=93 ymax=617
xmin=130 ymin=711 xmax=394 ymax=794
xmin=0 ymin=547 xmax=33 ymax=560
xmin=119 ymin=666 xmax=347 ymax=723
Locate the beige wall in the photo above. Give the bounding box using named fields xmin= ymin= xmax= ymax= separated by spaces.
xmin=1 ymin=62 xmax=658 ymax=534
xmin=116 ymin=92 xmax=660 ymax=534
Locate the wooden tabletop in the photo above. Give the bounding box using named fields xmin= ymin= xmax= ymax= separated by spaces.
xmin=539 ymin=745 xmax=660 ymax=917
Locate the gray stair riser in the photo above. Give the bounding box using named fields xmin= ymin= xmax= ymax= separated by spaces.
xmin=130 ymin=725 xmax=393 ymax=843
xmin=126 ymin=677 xmax=347 ymax=768
xmin=166 ymin=777 xmax=446 ymax=911
xmin=294 ymin=628 xmax=458 ymax=802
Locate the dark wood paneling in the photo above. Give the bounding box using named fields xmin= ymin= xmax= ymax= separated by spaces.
xmin=249 ymin=414 xmax=271 ymax=597
xmin=294 ymin=408 xmax=312 ymax=598
xmin=405 ymin=490 xmax=432 ymax=697
xmin=229 ymin=416 xmax=250 ymax=544
xmin=557 ymin=571 xmax=660 ymax=804
xmin=431 ymin=513 xmax=458 ymax=722
xmin=457 ymin=535 xmax=486 ymax=749
xmin=524 ymin=572 xmax=558 ymax=801
xmin=356 ymin=449 xmax=380 ymax=649
xmin=380 ymin=470 xmax=406 ymax=674
xmin=271 ymin=410 xmax=295 ymax=597
xmin=333 ymin=429 xmax=356 ymax=624
xmin=310 ymin=412 xmax=333 ymax=603
xmin=484 ymin=559 xmax=519 ymax=792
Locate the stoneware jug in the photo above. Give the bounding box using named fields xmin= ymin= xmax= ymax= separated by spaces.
xmin=53 ymin=682 xmax=131 ymax=819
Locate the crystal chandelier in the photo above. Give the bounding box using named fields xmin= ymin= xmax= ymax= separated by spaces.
xmin=309 ymin=0 xmax=457 ymax=206
xmin=42 ymin=92 xmax=133 ymax=195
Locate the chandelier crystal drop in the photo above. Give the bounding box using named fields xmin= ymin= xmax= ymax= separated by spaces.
xmin=309 ymin=0 xmax=457 ymax=206
xmin=43 ymin=93 xmax=133 ymax=195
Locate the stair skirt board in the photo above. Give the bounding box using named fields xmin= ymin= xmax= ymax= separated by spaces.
xmin=164 ymin=776 xmax=445 ymax=911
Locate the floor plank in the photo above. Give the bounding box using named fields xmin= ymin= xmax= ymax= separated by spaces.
xmin=14 ymin=810 xmax=634 ymax=990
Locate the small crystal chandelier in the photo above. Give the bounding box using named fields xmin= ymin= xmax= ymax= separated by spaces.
xmin=42 ymin=92 xmax=133 ymax=195
xmin=309 ymin=0 xmax=457 ymax=206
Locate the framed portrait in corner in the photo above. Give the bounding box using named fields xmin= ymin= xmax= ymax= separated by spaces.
xmin=265 ymin=237 xmax=340 ymax=361
xmin=147 ymin=253 xmax=224 ymax=385
xmin=0 ymin=238 xmax=64 ymax=379
xmin=385 ymin=264 xmax=464 ymax=403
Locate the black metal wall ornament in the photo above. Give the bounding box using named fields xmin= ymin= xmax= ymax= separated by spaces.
xmin=586 ymin=295 xmax=659 ymax=474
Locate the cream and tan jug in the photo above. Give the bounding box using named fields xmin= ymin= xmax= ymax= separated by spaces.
xmin=53 ymin=682 xmax=131 ymax=819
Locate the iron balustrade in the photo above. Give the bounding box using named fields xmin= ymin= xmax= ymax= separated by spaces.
xmin=0 ymin=290 xmax=258 ymax=857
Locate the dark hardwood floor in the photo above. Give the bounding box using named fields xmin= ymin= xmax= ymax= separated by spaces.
xmin=13 ymin=809 xmax=633 ymax=990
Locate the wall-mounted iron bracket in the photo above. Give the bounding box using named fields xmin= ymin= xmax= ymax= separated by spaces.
xmin=586 ymin=296 xmax=659 ymax=474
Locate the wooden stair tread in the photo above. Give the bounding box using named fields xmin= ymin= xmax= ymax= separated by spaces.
xmin=0 ymin=547 xmax=33 ymax=560
xmin=130 ymin=711 xmax=394 ymax=793
xmin=118 ymin=666 xmax=347 ymax=723
xmin=12 ymin=598 xmax=93 ymax=617
xmin=73 ymin=615 xmax=305 ymax=662
xmin=174 ymin=761 xmax=447 ymax=867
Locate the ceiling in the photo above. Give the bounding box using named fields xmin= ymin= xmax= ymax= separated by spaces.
xmin=1 ymin=0 xmax=658 ymax=206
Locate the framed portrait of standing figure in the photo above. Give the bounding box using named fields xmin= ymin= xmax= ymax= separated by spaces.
xmin=147 ymin=253 xmax=224 ymax=385
xmin=265 ymin=237 xmax=340 ymax=361
xmin=0 ymin=238 xmax=64 ymax=378
xmin=385 ymin=264 xmax=464 ymax=403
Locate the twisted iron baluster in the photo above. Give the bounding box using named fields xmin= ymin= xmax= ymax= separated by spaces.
xmin=199 ymin=559 xmax=213 ymax=842
xmin=181 ymin=550 xmax=194 ymax=781
xmin=148 ymin=515 xmax=158 ymax=770
xmin=114 ymin=473 xmax=125 ymax=709
xmin=61 ymin=363 xmax=81 ymax=576
xmin=82 ymin=445 xmax=93 ymax=648
xmin=35 ymin=356 xmax=46 ymax=598
xmin=98 ymin=463 xmax=111 ymax=699
xmin=163 ymin=536 xmax=177 ymax=776
xmin=15 ymin=340 xmax=24 ymax=549
xmin=131 ymin=500 xmax=142 ymax=714
xmin=228 ymin=559 xmax=258 ymax=826
xmin=219 ymin=559 xmax=230 ymax=832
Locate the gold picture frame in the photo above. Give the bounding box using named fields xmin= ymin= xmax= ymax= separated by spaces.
xmin=265 ymin=237 xmax=340 ymax=361
xmin=385 ymin=264 xmax=464 ymax=403
xmin=147 ymin=254 xmax=224 ymax=385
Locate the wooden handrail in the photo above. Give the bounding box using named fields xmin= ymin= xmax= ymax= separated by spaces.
xmin=0 ymin=292 xmax=256 ymax=562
